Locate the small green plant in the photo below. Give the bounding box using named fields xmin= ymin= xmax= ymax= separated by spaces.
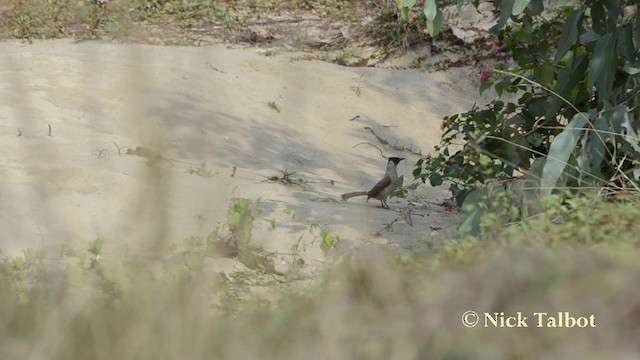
xmin=308 ymin=224 xmax=340 ymax=256
xmin=283 ymin=207 xmax=295 ymax=221
xmin=368 ymin=0 xmax=429 ymax=49
xmin=319 ymin=229 xmax=339 ymax=256
xmin=351 ymin=72 xmax=366 ymax=97
xmin=267 ymin=100 xmax=281 ymax=113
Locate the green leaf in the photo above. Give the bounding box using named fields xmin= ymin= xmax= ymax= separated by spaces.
xmin=396 ymin=0 xmax=418 ymax=8
xmin=429 ymin=172 xmax=443 ymax=186
xmin=427 ymin=7 xmax=444 ymax=36
xmin=620 ymin=24 xmax=635 ymax=65
xmin=283 ymin=207 xmax=292 ymax=215
xmin=320 ymin=233 xmax=340 ymax=256
xmin=234 ymin=198 xmax=251 ymax=212
xmin=458 ymin=189 xmax=483 ymax=236
xmin=269 ymin=218 xmax=276 ymax=229
xmin=545 ymin=54 xmax=588 ymax=120
xmin=528 ymin=157 xmax=546 ymax=180
xmin=88 ymin=237 xmax=104 ymax=255
xmin=490 ymin=0 xmax=515 ymax=34
xmin=533 ymin=65 xmax=554 ymax=86
xmin=578 ymin=115 xmax=607 ymax=185
xmin=623 ymin=65 xmax=640 ymax=75
xmin=13 ymin=256 xmax=26 ymax=270
xmin=512 ymin=0 xmax=531 ymax=15
xmin=227 ymin=212 xmax=241 ymax=228
xmin=24 ymin=248 xmax=37 ymax=263
xmin=588 ymin=33 xmax=617 ymax=100
xmin=603 ymin=0 xmax=619 ymax=32
xmin=540 ymin=113 xmax=589 ymax=197
xmin=615 ymin=105 xmax=640 ymax=155
xmin=495 ymin=81 xmax=504 ymax=97
xmin=591 ymin=2 xmax=606 ymax=34
xmin=579 ymin=31 xmax=600 ymax=44
xmin=525 ymin=0 xmax=543 ymax=16
xmin=479 ymin=82 xmax=493 ymax=94
xmin=553 ymin=9 xmax=582 ymax=65
xmin=396 ymin=0 xmax=417 ymax=21
xmin=424 ymin=0 xmax=437 ymax=20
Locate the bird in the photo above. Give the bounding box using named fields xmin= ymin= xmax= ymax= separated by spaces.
xmin=341 ymin=157 xmax=404 ymax=209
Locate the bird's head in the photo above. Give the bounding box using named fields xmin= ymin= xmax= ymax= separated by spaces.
xmin=388 ymin=157 xmax=405 ymax=165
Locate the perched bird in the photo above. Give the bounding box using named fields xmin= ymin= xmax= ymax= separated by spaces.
xmin=341 ymin=157 xmax=404 ymax=209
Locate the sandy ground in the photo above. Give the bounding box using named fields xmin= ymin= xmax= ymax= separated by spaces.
xmin=0 ymin=40 xmax=490 ymax=266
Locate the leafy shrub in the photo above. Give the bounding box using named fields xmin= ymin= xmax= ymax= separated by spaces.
xmin=413 ymin=1 xmax=640 ymax=198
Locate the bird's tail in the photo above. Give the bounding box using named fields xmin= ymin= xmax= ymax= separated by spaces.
xmin=341 ymin=191 xmax=368 ymax=201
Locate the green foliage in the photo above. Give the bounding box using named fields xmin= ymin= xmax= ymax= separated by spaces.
xmin=368 ymin=0 xmax=430 ymax=49
xmin=458 ymin=179 xmax=542 ymax=236
xmin=228 ymin=198 xmax=253 ymax=253
xmin=395 ymin=0 xmax=417 ymax=21
xmin=423 ymin=0 xmax=443 ymax=35
xmin=391 ymin=0 xmax=443 ymax=36
xmin=319 ymin=229 xmax=340 ymax=256
xmin=283 ymin=207 xmax=295 ymax=221
xmin=88 ymin=237 xmax=104 ymax=256
xmin=415 ymin=1 xmax=640 ymax=220
xmin=482 ymin=193 xmax=640 ymax=249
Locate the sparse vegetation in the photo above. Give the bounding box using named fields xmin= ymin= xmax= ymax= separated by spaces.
xmin=351 ymin=71 xmax=366 ymax=97
xmin=3 ymin=194 xmax=640 ymax=358
xmin=267 ymin=100 xmax=281 ymax=113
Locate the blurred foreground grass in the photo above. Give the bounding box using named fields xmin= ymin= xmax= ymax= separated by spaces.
xmin=2 ymin=195 xmax=640 ymax=359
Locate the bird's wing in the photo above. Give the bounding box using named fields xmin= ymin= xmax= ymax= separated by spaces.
xmin=367 ymin=174 xmax=392 ymax=197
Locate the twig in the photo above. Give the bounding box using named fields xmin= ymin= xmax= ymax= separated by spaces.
xmin=206 ymin=62 xmax=226 ymax=74
xmin=17 ymin=128 xmax=21 ymax=137
xmin=363 ymin=126 xmax=422 ymax=156
xmin=353 ymin=141 xmax=386 ymax=159
xmin=375 ymin=217 xmax=399 ymax=235
xmin=112 ymin=142 xmax=123 ymax=156
xmin=364 ymin=126 xmax=389 ymax=145
xmin=48 ymin=124 xmax=52 ymax=136
xmin=126 ymin=146 xmax=201 ymax=166
xmin=92 ymin=149 xmax=110 ymax=159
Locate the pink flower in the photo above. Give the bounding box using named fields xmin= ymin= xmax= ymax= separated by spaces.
xmin=480 ymin=70 xmax=490 ymax=83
